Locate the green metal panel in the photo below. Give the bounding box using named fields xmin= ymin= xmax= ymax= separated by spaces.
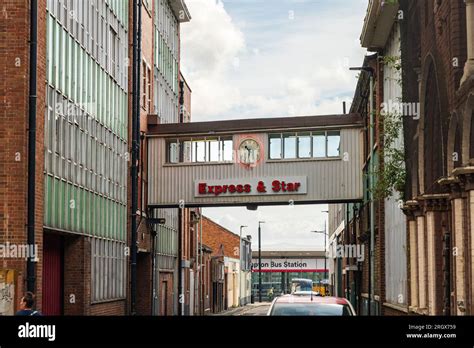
xmin=52 ymin=177 xmax=57 ymax=227
xmin=101 ymin=195 xmax=105 ymax=238
xmin=106 ymin=198 xmax=109 ymax=238
xmin=44 ymin=176 xmax=50 ymax=226
xmin=97 ymin=195 xmax=102 ymax=237
xmin=59 ymin=179 xmax=64 ymax=230
xmin=88 ymin=190 xmax=92 ymax=235
xmin=91 ymin=192 xmax=96 ymax=236
xmin=66 ymin=183 xmax=71 ymax=231
xmin=82 ymin=188 xmax=86 ymax=234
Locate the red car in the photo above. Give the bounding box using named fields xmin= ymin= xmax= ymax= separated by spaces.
xmin=267 ymin=295 xmax=356 ymax=316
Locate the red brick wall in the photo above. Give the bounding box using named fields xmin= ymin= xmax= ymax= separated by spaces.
xmin=0 ymin=0 xmax=46 ymax=311
xmin=202 ymin=217 xmax=240 ymax=259
xmin=63 ymin=234 xmax=85 ymax=315
xmin=136 ymin=252 xmax=152 ymax=315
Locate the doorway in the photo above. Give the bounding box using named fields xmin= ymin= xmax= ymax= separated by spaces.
xmin=42 ymin=233 xmax=64 ymax=315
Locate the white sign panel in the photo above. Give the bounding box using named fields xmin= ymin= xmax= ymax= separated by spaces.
xmin=195 ymin=176 xmax=307 ymax=198
xmin=251 ymin=258 xmax=325 ymax=272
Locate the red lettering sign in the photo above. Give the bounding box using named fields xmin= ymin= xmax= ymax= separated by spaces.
xmin=198 ymin=180 xmax=301 ymax=196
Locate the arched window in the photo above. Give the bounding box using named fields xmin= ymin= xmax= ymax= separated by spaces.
xmin=423 ymin=63 xmax=447 ymax=193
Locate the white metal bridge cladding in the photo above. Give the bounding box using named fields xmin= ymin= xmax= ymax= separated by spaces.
xmin=147 ymin=114 xmax=364 ymax=207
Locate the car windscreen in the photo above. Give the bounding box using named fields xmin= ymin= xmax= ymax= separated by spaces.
xmin=270 ymin=303 xmax=353 ymax=316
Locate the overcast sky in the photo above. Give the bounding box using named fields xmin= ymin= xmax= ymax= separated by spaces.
xmin=180 ymin=0 xmax=367 ymax=251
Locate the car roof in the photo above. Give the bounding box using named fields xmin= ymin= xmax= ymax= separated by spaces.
xmin=274 ymin=295 xmax=349 ymax=305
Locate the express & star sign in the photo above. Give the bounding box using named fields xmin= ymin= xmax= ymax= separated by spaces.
xmin=194 ymin=177 xmax=307 ymax=197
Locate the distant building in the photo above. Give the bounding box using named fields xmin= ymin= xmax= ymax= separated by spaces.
xmin=201 ymin=216 xmax=251 ymax=311
xmin=251 ymin=250 xmax=327 ymax=301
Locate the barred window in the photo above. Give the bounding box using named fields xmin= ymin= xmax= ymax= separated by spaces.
xmin=91 ymin=237 xmax=127 ymax=303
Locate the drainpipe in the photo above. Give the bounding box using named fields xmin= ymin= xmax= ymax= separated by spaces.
xmin=130 ymin=0 xmax=141 ymax=316
xmin=178 ymin=208 xmax=182 ymax=316
xmin=369 ymin=69 xmax=375 ymax=316
xmin=195 ymin=212 xmax=199 ymax=315
xmin=200 ymin=209 xmax=203 ymax=313
xmin=150 ymin=208 xmax=157 ymax=315
xmin=27 ymin=0 xmax=38 ymax=293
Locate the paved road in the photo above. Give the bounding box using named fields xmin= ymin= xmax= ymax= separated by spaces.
xmin=219 ymin=302 xmax=271 ymax=316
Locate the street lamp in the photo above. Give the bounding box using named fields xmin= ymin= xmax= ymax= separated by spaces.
xmin=258 ymin=221 xmax=265 ymax=303
xmin=239 ymin=225 xmax=247 ymax=306
xmin=311 ymin=228 xmax=328 ymax=294
xmin=312 ymin=209 xmax=329 ymax=294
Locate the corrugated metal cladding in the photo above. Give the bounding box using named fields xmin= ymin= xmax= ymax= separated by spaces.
xmin=383 ymin=23 xmax=407 ymax=306
xmin=148 ymin=128 xmax=363 ymax=207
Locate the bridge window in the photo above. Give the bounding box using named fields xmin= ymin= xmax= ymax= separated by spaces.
xmin=166 ymin=137 xmax=233 ymax=164
xmin=283 ymin=133 xmax=297 ymax=159
xmin=269 ymin=131 xmax=340 ymax=160
xmin=327 ymin=131 xmax=341 ymax=157
xmin=298 ymin=132 xmax=312 ymax=158
xmin=269 ymin=134 xmax=282 ymax=159
xmin=312 ymin=132 xmax=326 ymax=157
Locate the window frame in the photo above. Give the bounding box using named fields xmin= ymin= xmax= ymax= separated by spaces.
xmin=268 ymin=130 xmax=342 ymax=160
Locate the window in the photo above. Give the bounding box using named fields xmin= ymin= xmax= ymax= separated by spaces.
xmin=298 ymin=132 xmax=311 ymax=158
xmin=166 ymin=137 xmax=234 ymax=164
xmin=327 ymin=131 xmax=341 ymax=157
xmin=312 ymin=132 xmax=326 ymax=158
xmin=142 ymin=61 xmax=147 ymax=108
xmin=268 ymin=131 xmax=341 ymax=160
xmin=111 ymin=29 xmax=118 ymax=77
xmin=283 ymin=133 xmax=297 ymax=159
xmin=168 ymin=141 xmax=179 ymax=164
xmin=194 ymin=140 xmax=206 ymax=162
xmin=269 ymin=134 xmax=282 ymax=159
xmin=147 ymin=67 xmax=152 ymax=113
xmin=91 ymin=238 xmax=126 ymax=302
xmin=209 ymin=138 xmax=220 ymax=162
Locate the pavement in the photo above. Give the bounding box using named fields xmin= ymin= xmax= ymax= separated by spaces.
xmin=213 ymin=302 xmax=271 ymax=316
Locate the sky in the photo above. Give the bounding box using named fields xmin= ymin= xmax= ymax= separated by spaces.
xmin=180 ymin=0 xmax=368 ymax=251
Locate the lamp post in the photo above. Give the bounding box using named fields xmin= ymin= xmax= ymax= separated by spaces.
xmin=312 ymin=209 xmax=329 ymax=294
xmin=311 ymin=228 xmax=328 ymax=294
xmin=239 ymin=225 xmax=247 ymax=306
xmin=258 ymin=221 xmax=265 ymax=302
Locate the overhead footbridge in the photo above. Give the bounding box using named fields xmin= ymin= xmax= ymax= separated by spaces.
xmin=147 ymin=114 xmax=364 ymax=208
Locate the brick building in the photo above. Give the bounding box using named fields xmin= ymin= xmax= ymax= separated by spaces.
xmin=329 ymin=0 xmax=474 ymax=317
xmin=134 ymin=0 xmax=191 ymax=316
xmin=400 ymin=0 xmax=474 ymax=316
xmin=202 ymin=216 xmax=248 ymax=311
xmin=0 ymin=0 xmax=191 ymax=316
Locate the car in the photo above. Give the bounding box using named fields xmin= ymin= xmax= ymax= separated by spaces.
xmin=267 ymin=295 xmax=356 ymax=316
xmin=292 ymin=290 xmax=322 ymax=297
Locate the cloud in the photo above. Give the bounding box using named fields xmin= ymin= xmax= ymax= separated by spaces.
xmin=181 ymin=1 xmax=367 ymax=249
xmin=181 ymin=0 xmax=367 ymax=121
xmin=202 ymin=205 xmax=329 ymax=251
xmin=180 ymin=0 xmax=246 ymax=117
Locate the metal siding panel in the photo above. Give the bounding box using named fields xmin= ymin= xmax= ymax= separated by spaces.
xmin=383 ymin=23 xmax=407 ymax=305
xmin=148 ymin=128 xmax=363 ymax=206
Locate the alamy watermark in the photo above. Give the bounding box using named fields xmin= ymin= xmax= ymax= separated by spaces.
xmin=0 ymin=243 xmax=39 ymax=261
xmin=328 ymin=243 xmax=365 ymax=262
xmin=380 ymin=100 xmax=420 ymax=120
